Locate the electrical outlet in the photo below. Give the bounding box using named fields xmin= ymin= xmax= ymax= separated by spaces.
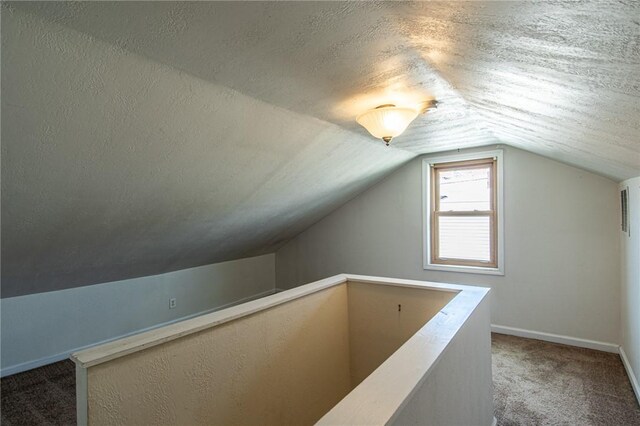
xmin=169 ymin=298 xmax=177 ymax=309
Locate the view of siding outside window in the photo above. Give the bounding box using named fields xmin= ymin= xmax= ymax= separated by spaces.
xmin=438 ymin=164 xmax=493 ymax=262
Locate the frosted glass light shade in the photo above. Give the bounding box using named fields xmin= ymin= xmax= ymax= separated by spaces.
xmin=356 ymin=105 xmax=419 ymax=145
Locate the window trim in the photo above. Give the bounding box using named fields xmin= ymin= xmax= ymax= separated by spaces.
xmin=422 ymin=150 xmax=505 ymax=275
xmin=431 ymin=158 xmax=497 ymax=268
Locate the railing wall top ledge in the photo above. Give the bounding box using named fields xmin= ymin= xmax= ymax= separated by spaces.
xmin=71 ymin=273 xmax=489 ymax=369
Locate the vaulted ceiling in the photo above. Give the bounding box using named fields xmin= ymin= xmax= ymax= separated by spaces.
xmin=2 ymin=1 xmax=639 ymax=297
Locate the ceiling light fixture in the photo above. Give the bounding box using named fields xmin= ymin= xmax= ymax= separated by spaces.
xmin=356 ymin=100 xmax=438 ymax=146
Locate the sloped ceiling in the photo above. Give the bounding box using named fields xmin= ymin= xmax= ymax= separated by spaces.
xmin=2 ymin=1 xmax=638 ymax=297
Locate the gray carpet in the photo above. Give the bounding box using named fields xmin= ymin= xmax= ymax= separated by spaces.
xmin=492 ymin=333 xmax=640 ymax=425
xmin=0 ymin=360 xmax=75 ymax=426
xmin=1 ymin=334 xmax=639 ymax=425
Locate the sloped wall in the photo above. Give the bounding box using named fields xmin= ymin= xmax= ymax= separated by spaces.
xmin=276 ymin=146 xmax=621 ymax=345
xmin=1 ymin=5 xmax=411 ymax=298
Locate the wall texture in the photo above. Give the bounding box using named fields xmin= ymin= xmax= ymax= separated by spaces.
xmin=276 ymin=146 xmax=621 ymax=345
xmin=86 ymin=284 xmax=351 ymax=426
xmin=1 ymin=254 xmax=275 ymax=376
xmin=77 ymin=276 xmax=490 ymax=425
xmin=620 ymin=176 xmax=640 ymax=400
xmin=347 ymin=282 xmax=455 ymax=386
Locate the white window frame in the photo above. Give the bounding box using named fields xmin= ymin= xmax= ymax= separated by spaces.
xmin=422 ymin=150 xmax=504 ymax=275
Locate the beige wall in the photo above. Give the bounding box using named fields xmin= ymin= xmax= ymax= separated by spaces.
xmin=347 ymin=282 xmax=456 ymax=386
xmin=80 ymin=279 xmax=468 ymax=425
xmin=317 ymin=279 xmax=493 ymax=426
xmin=87 ymin=285 xmax=351 ymax=426
xmin=276 ymin=146 xmax=621 ymax=345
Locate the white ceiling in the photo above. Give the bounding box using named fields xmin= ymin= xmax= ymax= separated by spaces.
xmin=2 ymin=1 xmax=639 ymax=296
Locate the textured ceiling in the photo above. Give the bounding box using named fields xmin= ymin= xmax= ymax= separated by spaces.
xmin=2 ymin=1 xmax=639 ymax=297
xmin=397 ymin=1 xmax=640 ymax=180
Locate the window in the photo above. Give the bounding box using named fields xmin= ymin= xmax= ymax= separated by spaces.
xmin=423 ymin=151 xmax=503 ymax=275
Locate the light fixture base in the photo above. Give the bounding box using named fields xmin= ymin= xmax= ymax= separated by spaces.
xmin=418 ymin=99 xmax=439 ymax=114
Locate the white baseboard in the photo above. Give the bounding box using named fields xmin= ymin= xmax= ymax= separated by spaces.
xmin=1 ymin=288 xmax=277 ymax=378
xmin=619 ymin=346 xmax=640 ymax=404
xmin=1 ymin=349 xmax=72 ymax=378
xmin=491 ymin=324 xmax=619 ymax=353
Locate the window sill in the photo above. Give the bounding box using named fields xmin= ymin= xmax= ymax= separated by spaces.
xmin=424 ymin=263 xmax=504 ymax=276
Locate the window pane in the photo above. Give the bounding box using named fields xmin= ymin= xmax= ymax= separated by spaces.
xmin=439 ymin=166 xmax=491 ymax=211
xmin=438 ymin=216 xmax=491 ymax=262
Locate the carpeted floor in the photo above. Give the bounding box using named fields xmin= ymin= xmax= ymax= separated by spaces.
xmin=1 ymin=334 xmax=639 ymax=425
xmin=1 ymin=360 xmax=76 ymax=426
xmin=492 ymin=333 xmax=640 ymax=425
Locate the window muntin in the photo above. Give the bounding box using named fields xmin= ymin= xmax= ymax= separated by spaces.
xmin=430 ymin=158 xmax=497 ymax=268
